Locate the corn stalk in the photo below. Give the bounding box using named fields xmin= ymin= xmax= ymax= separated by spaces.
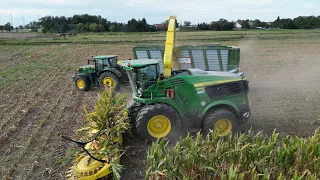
xmin=146 ymin=128 xmax=320 ymax=180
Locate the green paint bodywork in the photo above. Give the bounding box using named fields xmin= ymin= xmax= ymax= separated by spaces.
xmin=121 ymin=58 xmax=251 ymax=132
xmin=118 ymin=59 xmax=159 ymax=68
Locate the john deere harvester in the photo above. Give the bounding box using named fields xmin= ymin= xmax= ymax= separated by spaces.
xmin=122 ymin=16 xmax=251 ymax=142
xmin=65 ymin=15 xmax=251 ymax=180
xmin=73 ymin=55 xmax=128 ymax=91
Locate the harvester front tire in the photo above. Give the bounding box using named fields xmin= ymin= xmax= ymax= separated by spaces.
xmin=99 ymin=71 xmax=120 ymax=91
xmin=136 ymin=103 xmax=181 ymax=143
xmin=75 ymin=75 xmax=91 ymax=91
xmin=202 ymin=109 xmax=238 ymax=137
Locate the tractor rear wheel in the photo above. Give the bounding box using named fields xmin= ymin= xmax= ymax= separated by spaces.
xmin=75 ymin=75 xmax=91 ymax=91
xmin=99 ymin=72 xmax=119 ymax=90
xmin=202 ymin=109 xmax=238 ymax=137
xmin=136 ymin=103 xmax=181 ymax=142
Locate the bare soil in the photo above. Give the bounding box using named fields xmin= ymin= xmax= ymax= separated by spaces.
xmin=0 ymin=33 xmax=319 ymax=180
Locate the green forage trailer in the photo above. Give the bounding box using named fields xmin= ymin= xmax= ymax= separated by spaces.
xmin=132 ymin=44 xmax=241 ymax=73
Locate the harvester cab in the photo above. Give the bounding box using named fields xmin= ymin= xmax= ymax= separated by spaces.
xmin=73 ymin=55 xmax=128 ymax=91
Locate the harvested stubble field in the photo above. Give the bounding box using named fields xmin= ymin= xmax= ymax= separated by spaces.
xmin=0 ymin=29 xmax=320 ymax=180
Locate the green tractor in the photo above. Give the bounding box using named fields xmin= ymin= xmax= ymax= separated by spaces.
xmin=72 ymin=55 xmax=128 ymax=91
xmin=119 ymin=58 xmax=251 ymax=142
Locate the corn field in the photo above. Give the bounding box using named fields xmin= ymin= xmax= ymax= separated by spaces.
xmin=146 ymin=129 xmax=320 ymax=180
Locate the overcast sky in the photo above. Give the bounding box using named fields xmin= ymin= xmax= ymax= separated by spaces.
xmin=0 ymin=0 xmax=319 ymax=27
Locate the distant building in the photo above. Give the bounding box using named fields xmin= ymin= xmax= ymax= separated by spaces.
xmin=248 ymin=21 xmax=254 ymax=28
xmin=154 ymin=23 xmax=168 ymax=31
xmin=234 ymin=20 xmax=243 ymax=29
xmin=234 ymin=20 xmax=255 ymax=29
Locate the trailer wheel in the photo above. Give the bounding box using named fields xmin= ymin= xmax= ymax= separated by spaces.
xmin=99 ymin=71 xmax=119 ymax=90
xmin=75 ymin=75 xmax=91 ymax=91
xmin=202 ymin=109 xmax=238 ymax=137
xmin=136 ymin=103 xmax=181 ymax=142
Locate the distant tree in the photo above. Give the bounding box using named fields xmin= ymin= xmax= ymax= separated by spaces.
xmin=253 ymin=19 xmax=261 ymax=27
xmin=127 ymin=18 xmax=139 ymax=32
xmin=241 ymin=21 xmax=250 ymax=29
xmin=28 ymin=21 xmax=39 ymax=32
xmin=77 ymin=23 xmax=85 ymax=32
xmin=197 ymin=23 xmax=210 ymax=30
xmin=96 ymin=24 xmax=104 ymax=32
xmin=19 ymin=25 xmax=23 ymax=31
xmin=99 ymin=18 xmax=108 ymax=31
xmin=89 ymin=23 xmax=98 ymax=32
xmin=110 ymin=24 xmax=117 ymax=32
xmin=183 ymin=21 xmax=191 ymax=26
xmin=0 ymin=25 xmax=4 ymax=32
xmin=273 ymin=16 xmax=281 ymax=27
xmin=4 ymin=22 xmax=12 ymax=32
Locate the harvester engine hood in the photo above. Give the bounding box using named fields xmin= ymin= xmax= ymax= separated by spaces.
xmin=78 ymin=65 xmax=95 ymax=73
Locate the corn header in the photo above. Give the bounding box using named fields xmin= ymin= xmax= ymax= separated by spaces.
xmin=61 ymin=88 xmax=130 ymax=179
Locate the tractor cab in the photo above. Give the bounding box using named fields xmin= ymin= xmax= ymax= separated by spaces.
xmin=117 ymin=59 xmax=160 ymax=96
xmin=88 ymin=55 xmax=119 ymax=73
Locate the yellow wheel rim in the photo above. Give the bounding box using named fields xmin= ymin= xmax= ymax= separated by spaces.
xmin=214 ymin=119 xmax=232 ymax=137
xmin=77 ymin=79 xmax=85 ymax=89
xmin=103 ymin=77 xmax=114 ymax=87
xmin=147 ymin=115 xmax=171 ymax=138
xmin=75 ymin=156 xmax=104 ymax=176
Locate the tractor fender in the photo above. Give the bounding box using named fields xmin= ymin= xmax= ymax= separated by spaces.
xmin=202 ymin=100 xmax=240 ymax=118
xmin=100 ymin=68 xmax=122 ymax=78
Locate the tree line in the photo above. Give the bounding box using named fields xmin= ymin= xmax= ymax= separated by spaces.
xmin=1 ymin=15 xmax=320 ymax=33
xmin=21 ymin=14 xmax=156 ymax=33
xmin=195 ymin=16 xmax=320 ymax=31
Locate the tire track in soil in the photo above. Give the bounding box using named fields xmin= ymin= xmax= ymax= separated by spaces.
xmin=0 ymin=46 xmax=76 ymax=179
xmin=8 ymin=45 xmax=99 ymax=179
xmin=0 ymin=69 xmax=56 ymax=138
xmin=0 ymin=72 xmax=68 ymax=179
xmin=20 ymin=45 xmax=93 ymax=178
xmin=0 ymin=46 xmax=69 ymax=134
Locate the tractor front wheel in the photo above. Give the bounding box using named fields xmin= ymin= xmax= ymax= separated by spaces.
xmin=99 ymin=72 xmax=119 ymax=90
xmin=136 ymin=103 xmax=181 ymax=142
xmin=202 ymin=109 xmax=238 ymax=137
xmin=75 ymin=75 xmax=91 ymax=91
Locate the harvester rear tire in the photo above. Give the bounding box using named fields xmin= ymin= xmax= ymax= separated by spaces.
xmin=75 ymin=75 xmax=91 ymax=91
xmin=99 ymin=71 xmax=120 ymax=91
xmin=136 ymin=103 xmax=181 ymax=143
xmin=202 ymin=109 xmax=238 ymax=137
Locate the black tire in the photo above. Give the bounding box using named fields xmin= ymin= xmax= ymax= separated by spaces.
xmin=136 ymin=103 xmax=181 ymax=142
xmin=75 ymin=75 xmax=91 ymax=91
xmin=98 ymin=71 xmax=120 ymax=91
xmin=202 ymin=109 xmax=238 ymax=137
xmin=127 ymin=102 xmax=143 ymax=136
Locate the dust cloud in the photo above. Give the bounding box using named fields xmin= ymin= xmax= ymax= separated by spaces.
xmin=238 ymin=38 xmax=320 ymax=136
